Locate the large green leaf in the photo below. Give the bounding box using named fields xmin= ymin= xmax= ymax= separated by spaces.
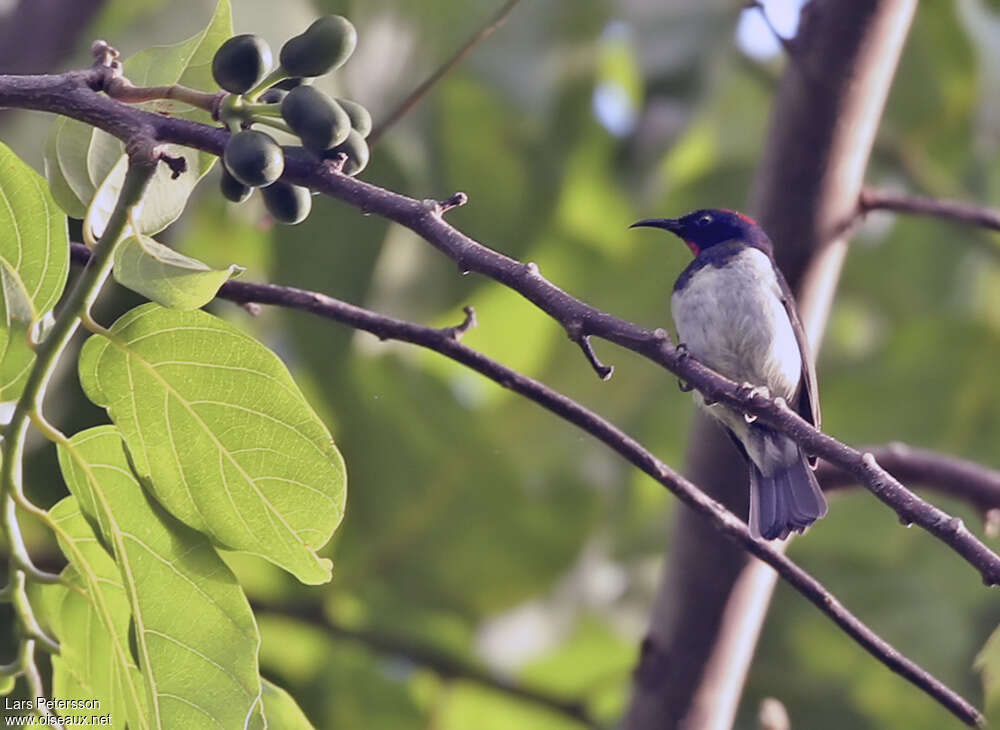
xmin=0 ymin=142 xmax=69 ymax=401
xmin=113 ymin=232 xmax=243 ymax=310
xmin=44 ymin=0 xmax=231 ymax=233
xmin=57 ymin=426 xmax=265 ymax=730
xmin=42 ymin=498 xmax=145 ymax=730
xmin=78 ymin=304 xmax=346 ymax=585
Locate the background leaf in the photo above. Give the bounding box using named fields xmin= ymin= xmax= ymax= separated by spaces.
xmin=78 ymin=303 xmax=346 ymax=585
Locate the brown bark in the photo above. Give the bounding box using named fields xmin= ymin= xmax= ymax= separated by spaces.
xmin=623 ymin=1 xmax=918 ymax=728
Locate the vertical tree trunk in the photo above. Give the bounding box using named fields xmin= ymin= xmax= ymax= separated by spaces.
xmin=622 ymin=2 xmax=917 ymax=728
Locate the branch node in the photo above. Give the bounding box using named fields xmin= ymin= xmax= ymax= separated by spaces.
xmin=441 ymin=306 xmax=477 ymax=341
xmin=325 ymin=152 xmax=348 ymax=174
xmin=157 ymin=150 xmax=187 ymax=179
xmin=239 ymin=302 xmax=262 ymax=317
xmin=524 ymin=261 xmax=540 ymax=277
xmin=575 ymin=334 xmax=613 ymax=380
xmin=652 ymin=328 xmax=672 ymax=343
xmin=439 ymin=192 xmax=468 ymax=214
xmin=90 ymin=39 xmax=119 ymax=68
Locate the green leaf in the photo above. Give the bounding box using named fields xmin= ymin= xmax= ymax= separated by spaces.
xmin=45 ymin=1 xmax=232 ymax=228
xmin=113 ymin=233 xmax=242 ymax=310
xmin=57 ymin=426 xmax=265 ymax=730
xmin=43 ymin=497 xmax=146 ymax=729
xmin=0 ymin=142 xmax=69 ymax=400
xmin=83 ymin=143 xmax=207 ymax=242
xmin=78 ymin=304 xmax=346 ymax=584
xmin=262 ymin=678 xmax=318 ymax=729
xmin=45 ymin=117 xmax=99 ymax=219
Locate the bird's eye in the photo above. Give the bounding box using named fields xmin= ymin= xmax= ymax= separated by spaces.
xmin=697 ymin=214 xmax=713 ymax=226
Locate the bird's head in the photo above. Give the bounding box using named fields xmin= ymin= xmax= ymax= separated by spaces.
xmin=630 ymin=208 xmax=770 ymax=257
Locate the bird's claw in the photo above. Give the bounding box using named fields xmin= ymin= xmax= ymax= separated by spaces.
xmin=677 ymin=379 xmax=693 ymax=392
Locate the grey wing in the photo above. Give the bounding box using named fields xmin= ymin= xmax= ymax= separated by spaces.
xmin=773 ymin=265 xmax=820 ymax=432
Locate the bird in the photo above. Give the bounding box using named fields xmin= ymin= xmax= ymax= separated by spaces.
xmin=631 ymin=208 xmax=827 ymax=540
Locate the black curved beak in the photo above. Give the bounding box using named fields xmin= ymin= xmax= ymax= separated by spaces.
xmin=629 ymin=218 xmax=682 ymax=233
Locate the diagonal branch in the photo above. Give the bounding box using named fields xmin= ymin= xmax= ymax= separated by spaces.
xmin=254 ymin=601 xmax=599 ymax=728
xmin=69 ymin=242 xmax=982 ymax=726
xmin=819 ymin=443 xmax=1000 ymax=510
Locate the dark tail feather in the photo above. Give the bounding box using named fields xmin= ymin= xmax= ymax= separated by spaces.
xmin=749 ymin=448 xmax=828 ymax=540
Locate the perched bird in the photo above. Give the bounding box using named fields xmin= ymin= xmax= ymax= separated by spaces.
xmin=631 ymin=209 xmax=827 ymax=540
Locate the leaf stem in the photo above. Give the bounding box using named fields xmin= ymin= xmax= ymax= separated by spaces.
xmin=0 ymin=152 xmax=156 ymax=713
xmin=105 ymin=77 xmax=221 ymax=113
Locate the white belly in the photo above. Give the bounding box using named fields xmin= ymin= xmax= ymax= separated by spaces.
xmin=670 ymin=247 xmax=801 ymax=400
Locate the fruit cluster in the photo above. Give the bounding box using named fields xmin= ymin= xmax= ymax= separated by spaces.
xmin=212 ymin=16 xmax=371 ymax=225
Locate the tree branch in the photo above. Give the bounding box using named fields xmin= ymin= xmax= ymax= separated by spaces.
xmin=254 ymin=602 xmax=599 ymax=728
xmin=68 ymin=243 xmax=983 ymax=726
xmin=859 ymin=187 xmax=1000 ymax=233
xmin=819 ymin=443 xmax=1000 ymax=510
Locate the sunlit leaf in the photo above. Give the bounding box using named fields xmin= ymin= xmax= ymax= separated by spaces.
xmin=78 ymin=303 xmax=346 ymax=585
xmin=0 ymin=142 xmax=69 ymax=400
xmin=43 ymin=497 xmax=146 ymax=729
xmin=113 ymin=232 xmax=242 ymax=310
xmin=57 ymin=426 xmax=265 ymax=730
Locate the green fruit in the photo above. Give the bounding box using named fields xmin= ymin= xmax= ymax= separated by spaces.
xmin=326 ymin=129 xmax=369 ymax=176
xmin=281 ymin=86 xmax=351 ymax=152
xmin=212 ymin=35 xmax=273 ymax=94
xmin=336 ymin=98 xmax=372 ymax=138
xmin=273 ymin=77 xmax=306 ymax=90
xmin=279 ymin=15 xmax=357 ymax=77
xmin=223 ymin=130 xmax=284 ymax=187
xmin=220 ymin=167 xmax=252 ymax=203
xmin=261 ymin=181 xmax=312 ymax=224
xmin=259 ymin=88 xmax=287 ymax=104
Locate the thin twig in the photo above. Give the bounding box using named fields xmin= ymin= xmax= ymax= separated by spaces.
xmin=255 ymin=602 xmax=599 ymax=728
xmin=859 ymin=187 xmax=1000 ymax=233
xmin=368 ymin=0 xmax=522 ymax=145
xmin=67 ymin=242 xmax=985 ymax=725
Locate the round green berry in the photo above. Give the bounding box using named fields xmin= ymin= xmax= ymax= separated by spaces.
xmin=261 ymin=181 xmax=312 ymax=224
xmin=336 ymin=98 xmax=372 ymax=138
xmin=219 ymin=166 xmax=252 ymax=203
xmin=279 ymin=15 xmax=357 ymax=77
xmin=223 ymin=130 xmax=284 ymax=187
xmin=212 ymin=34 xmax=272 ymax=94
xmin=281 ymin=85 xmax=351 ymax=153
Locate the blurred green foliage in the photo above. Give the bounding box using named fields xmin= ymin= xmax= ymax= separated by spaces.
xmin=2 ymin=0 xmax=999 ymax=728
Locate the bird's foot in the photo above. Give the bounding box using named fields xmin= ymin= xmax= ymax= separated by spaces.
xmin=677 ymin=379 xmax=693 ymax=392
xmin=676 ymin=342 xmax=690 ymax=360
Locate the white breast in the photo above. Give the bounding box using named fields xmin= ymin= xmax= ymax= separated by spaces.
xmin=670 ymin=247 xmax=801 ymax=399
